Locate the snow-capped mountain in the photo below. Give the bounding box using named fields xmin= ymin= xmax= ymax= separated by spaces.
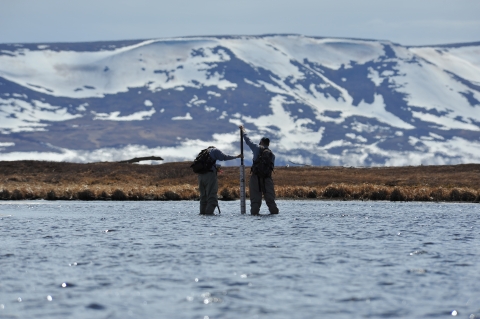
xmin=0 ymin=34 xmax=479 ymax=166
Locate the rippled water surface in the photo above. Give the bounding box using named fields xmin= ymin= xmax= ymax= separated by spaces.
xmin=1 ymin=200 xmax=479 ymax=319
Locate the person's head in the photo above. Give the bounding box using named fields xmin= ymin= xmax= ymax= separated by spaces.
xmin=259 ymin=137 xmax=270 ymax=147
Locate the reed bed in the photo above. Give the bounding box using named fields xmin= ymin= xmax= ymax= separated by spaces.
xmin=217 ymin=184 xmax=480 ymax=202
xmin=0 ymin=161 xmax=479 ymax=202
xmin=0 ymin=183 xmax=199 ymax=201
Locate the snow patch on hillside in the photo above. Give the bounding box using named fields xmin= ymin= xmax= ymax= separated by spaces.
xmin=172 ymin=113 xmax=192 ymax=120
xmin=392 ymin=58 xmax=480 ymax=130
xmin=0 ymin=98 xmax=82 ymax=133
xmin=0 ymin=142 xmax=15 ymax=151
xmin=92 ymin=108 xmax=156 ymax=121
xmin=233 ymin=95 xmax=324 ymax=151
xmin=411 ymin=46 xmax=480 ymax=84
xmin=254 ymin=36 xmax=386 ymax=70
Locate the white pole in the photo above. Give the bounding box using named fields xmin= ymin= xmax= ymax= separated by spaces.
xmin=240 ymin=128 xmax=246 ymax=214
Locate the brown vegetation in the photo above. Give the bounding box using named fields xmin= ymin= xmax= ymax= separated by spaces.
xmin=0 ymin=161 xmax=479 ymax=202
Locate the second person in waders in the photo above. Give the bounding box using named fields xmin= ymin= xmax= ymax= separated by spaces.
xmin=192 ymin=147 xmax=242 ymax=215
xmin=239 ymin=125 xmax=279 ymax=215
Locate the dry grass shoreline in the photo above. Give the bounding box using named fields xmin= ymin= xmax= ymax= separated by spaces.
xmin=0 ymin=161 xmax=479 ymax=202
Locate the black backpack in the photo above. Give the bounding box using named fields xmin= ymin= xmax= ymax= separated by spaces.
xmin=190 ymin=148 xmax=216 ymax=174
xmin=252 ymin=147 xmax=274 ymax=178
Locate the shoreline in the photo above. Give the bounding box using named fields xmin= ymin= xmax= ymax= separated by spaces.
xmin=1 ymin=198 xmax=478 ymax=204
xmin=1 ymin=161 xmax=479 ymax=202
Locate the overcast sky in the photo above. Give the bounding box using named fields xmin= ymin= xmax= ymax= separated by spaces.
xmin=1 ymin=0 xmax=479 ymax=46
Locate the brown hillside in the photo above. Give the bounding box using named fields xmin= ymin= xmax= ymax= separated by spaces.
xmin=0 ymin=161 xmax=479 ymax=202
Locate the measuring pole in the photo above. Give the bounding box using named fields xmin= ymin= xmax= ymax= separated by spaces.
xmin=240 ymin=128 xmax=246 ymax=214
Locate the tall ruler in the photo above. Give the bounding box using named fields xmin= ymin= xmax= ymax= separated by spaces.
xmin=240 ymin=128 xmax=246 ymax=214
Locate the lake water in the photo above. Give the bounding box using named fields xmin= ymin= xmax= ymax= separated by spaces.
xmin=1 ymin=200 xmax=479 ymax=319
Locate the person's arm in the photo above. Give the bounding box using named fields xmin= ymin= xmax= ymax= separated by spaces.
xmin=209 ymin=148 xmax=241 ymax=161
xmin=240 ymin=126 xmax=260 ymax=153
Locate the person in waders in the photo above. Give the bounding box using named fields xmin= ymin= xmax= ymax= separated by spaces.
xmin=191 ymin=147 xmax=242 ymax=215
xmin=239 ymin=125 xmax=279 ymax=215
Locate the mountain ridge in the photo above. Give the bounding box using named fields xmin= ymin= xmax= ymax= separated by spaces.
xmin=0 ymin=34 xmax=479 ymax=166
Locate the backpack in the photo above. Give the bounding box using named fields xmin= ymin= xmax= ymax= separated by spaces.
xmin=251 ymin=147 xmax=274 ymax=178
xmin=190 ymin=148 xmax=216 ymax=174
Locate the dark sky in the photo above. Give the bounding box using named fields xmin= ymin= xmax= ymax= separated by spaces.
xmin=1 ymin=0 xmax=479 ymax=45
